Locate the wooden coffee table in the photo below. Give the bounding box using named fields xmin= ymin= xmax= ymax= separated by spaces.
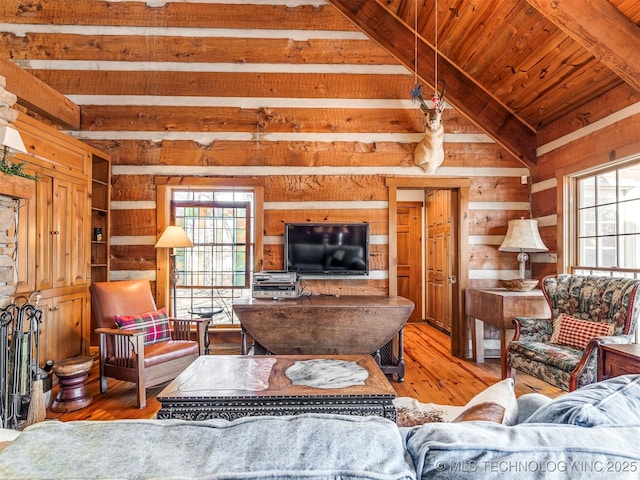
xmin=156 ymin=354 xmax=397 ymax=421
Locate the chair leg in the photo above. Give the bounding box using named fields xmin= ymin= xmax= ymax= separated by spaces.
xmin=99 ymin=334 xmax=108 ymax=394
xmin=503 ymin=365 xmax=515 ymax=381
xmin=134 ymin=335 xmax=146 ymax=408
xmin=502 ymin=352 xmax=515 ymax=381
xmin=136 ymin=380 xmax=146 ymax=409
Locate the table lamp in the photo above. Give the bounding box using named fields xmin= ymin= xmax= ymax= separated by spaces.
xmin=0 ymin=125 xmax=27 ymax=164
xmin=155 ymin=225 xmax=193 ymax=315
xmin=498 ymin=218 xmax=548 ymax=291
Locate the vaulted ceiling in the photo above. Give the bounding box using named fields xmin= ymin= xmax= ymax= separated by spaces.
xmin=328 ymin=0 xmax=640 ymax=166
xmin=1 ymin=0 xmax=639 ymax=169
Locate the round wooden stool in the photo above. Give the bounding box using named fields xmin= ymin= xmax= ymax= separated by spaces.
xmin=50 ymin=356 xmax=94 ymax=413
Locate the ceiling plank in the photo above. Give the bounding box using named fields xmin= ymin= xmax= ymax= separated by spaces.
xmin=0 ymin=58 xmax=80 ymax=129
xmin=326 ymin=0 xmax=537 ymax=168
xmin=526 ymin=0 xmax=640 ymax=94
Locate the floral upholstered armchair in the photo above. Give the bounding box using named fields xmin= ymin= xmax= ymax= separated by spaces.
xmin=503 ymin=274 xmax=640 ymax=391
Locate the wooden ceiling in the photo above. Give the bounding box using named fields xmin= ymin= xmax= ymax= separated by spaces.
xmin=1 ymin=0 xmax=639 ymax=168
xmin=328 ymin=0 xmax=640 ymax=166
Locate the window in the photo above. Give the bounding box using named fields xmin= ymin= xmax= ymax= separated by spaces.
xmin=171 ymin=189 xmax=255 ymax=323
xmin=572 ymin=159 xmax=640 ymax=278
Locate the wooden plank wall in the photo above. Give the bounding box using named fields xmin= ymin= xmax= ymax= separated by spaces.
xmin=531 ymin=110 xmax=640 ymax=279
xmin=1 ymin=0 xmax=543 ymax=297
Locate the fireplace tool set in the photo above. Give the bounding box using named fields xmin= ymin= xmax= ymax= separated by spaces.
xmin=0 ymin=294 xmax=47 ymax=429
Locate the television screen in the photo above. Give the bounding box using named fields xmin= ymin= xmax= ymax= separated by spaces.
xmin=285 ymin=223 xmax=370 ymax=275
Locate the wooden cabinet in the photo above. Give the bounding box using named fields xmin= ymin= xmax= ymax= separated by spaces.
xmin=35 ymin=174 xmax=89 ymax=290
xmin=15 ymin=114 xmax=106 ymax=363
xmin=598 ymin=344 xmax=640 ymax=381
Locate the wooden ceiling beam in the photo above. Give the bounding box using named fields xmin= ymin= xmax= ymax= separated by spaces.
xmin=526 ymin=0 xmax=640 ymax=94
xmin=326 ymin=0 xmax=537 ymax=168
xmin=0 ymin=59 xmax=80 ymax=129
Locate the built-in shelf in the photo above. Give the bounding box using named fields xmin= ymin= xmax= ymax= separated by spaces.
xmin=90 ymin=150 xmax=111 ymax=345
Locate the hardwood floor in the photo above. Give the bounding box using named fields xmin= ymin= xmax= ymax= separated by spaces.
xmin=46 ymin=323 xmax=563 ymax=422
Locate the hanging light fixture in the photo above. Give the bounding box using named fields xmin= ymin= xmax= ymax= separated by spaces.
xmin=411 ymin=0 xmax=446 ymax=174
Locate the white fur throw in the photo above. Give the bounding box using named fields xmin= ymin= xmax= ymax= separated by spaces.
xmin=394 ymin=378 xmax=518 ymax=426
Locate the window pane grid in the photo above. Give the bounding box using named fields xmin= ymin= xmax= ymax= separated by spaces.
xmin=170 ymin=190 xmax=255 ymax=323
xmin=573 ymin=160 xmax=640 ymax=276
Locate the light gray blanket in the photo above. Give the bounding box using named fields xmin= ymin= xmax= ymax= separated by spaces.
xmin=0 ymin=414 xmax=416 ymax=480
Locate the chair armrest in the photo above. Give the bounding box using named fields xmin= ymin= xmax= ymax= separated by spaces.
xmin=570 ymin=334 xmax=633 ymax=390
xmin=579 ymin=334 xmax=633 ymax=367
xmin=95 ymin=327 xmax=145 ymax=337
xmin=591 ymin=334 xmax=634 ymax=346
xmin=169 ymin=317 xmax=210 ymax=326
xmin=96 ymin=327 xmax=146 ymax=359
xmin=170 ymin=317 xmax=211 ymax=355
xmin=511 ymin=317 xmax=553 ymax=342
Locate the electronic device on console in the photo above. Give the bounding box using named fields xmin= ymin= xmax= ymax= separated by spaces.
xmin=251 ymin=271 xmax=300 ymax=299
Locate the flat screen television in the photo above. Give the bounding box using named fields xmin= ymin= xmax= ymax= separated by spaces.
xmin=285 ymin=222 xmax=370 ymax=275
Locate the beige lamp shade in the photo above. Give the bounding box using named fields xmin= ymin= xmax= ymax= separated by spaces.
xmin=499 ymin=219 xmax=548 ymax=253
xmin=0 ymin=125 xmax=27 ymax=154
xmin=155 ymin=225 xmax=193 ymax=249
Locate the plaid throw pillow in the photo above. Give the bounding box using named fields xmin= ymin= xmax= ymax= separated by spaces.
xmin=549 ymin=313 xmax=614 ymax=350
xmin=114 ymin=307 xmax=171 ymax=346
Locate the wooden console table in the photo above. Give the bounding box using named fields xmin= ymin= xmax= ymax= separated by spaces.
xmin=232 ymin=295 xmax=414 ymax=381
xmin=465 ymin=288 xmax=550 ymax=377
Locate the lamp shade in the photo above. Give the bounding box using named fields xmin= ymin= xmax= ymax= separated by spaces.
xmin=155 ymin=225 xmax=193 ymax=249
xmin=0 ymin=125 xmax=27 ymax=154
xmin=499 ymin=219 xmax=548 ymax=253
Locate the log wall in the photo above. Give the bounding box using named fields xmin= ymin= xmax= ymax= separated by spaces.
xmin=3 ymin=0 xmax=638 ymax=299
xmin=0 ymin=0 xmax=533 ymax=297
xmin=531 ymin=111 xmax=640 ymax=279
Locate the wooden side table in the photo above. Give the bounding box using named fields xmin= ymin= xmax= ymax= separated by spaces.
xmin=50 ymin=356 xmax=94 ymax=413
xmin=465 ymin=288 xmax=550 ymax=377
xmin=597 ymin=344 xmax=640 ymax=381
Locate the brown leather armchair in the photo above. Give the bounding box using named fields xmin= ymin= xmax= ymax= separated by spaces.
xmin=90 ymin=280 xmax=208 ymax=408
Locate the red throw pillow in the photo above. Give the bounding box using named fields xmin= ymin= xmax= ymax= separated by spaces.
xmin=114 ymin=307 xmax=171 ymax=346
xmin=550 ymin=313 xmax=614 ymax=350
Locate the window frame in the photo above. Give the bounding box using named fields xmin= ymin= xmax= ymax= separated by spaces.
xmin=155 ymin=178 xmax=265 ymax=316
xmin=564 ymin=156 xmax=640 ymax=279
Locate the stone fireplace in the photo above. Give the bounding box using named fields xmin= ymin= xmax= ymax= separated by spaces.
xmin=0 ymin=175 xmax=35 ymax=308
xmin=0 ymin=75 xmax=34 ymax=307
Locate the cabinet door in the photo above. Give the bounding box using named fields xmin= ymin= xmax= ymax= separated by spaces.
xmin=50 ymin=178 xmax=89 ymax=288
xmin=52 ymin=177 xmax=71 ymax=287
xmin=40 ymin=292 xmax=86 ymax=362
xmin=70 ymin=182 xmax=89 ymax=285
xmin=35 ymin=175 xmax=54 ymax=291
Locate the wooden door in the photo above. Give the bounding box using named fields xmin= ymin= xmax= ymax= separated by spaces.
xmin=426 ymin=190 xmax=455 ymax=332
xmin=396 ymin=202 xmax=422 ymax=322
